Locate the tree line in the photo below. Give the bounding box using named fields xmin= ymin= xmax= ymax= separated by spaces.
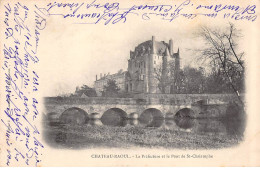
xmin=155 ymin=23 xmax=244 ymax=101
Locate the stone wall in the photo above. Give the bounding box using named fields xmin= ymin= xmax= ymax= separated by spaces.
xmin=134 ymin=93 xmax=243 ymax=102
xmin=44 ymin=94 xmax=241 ymax=106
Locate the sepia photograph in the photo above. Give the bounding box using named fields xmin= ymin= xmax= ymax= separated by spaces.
xmin=43 ymin=25 xmax=246 ymax=150
xmin=0 ymin=0 xmax=259 ymax=167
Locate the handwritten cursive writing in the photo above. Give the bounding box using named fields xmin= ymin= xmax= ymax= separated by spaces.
xmin=1 ymin=2 xmax=47 ymax=166
xmin=40 ymin=0 xmax=257 ymax=25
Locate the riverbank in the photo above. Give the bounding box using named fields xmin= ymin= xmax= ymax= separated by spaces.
xmin=43 ymin=119 xmax=244 ymax=149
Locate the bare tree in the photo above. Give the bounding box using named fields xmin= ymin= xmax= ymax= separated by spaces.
xmin=154 ymin=59 xmax=175 ymax=94
xmin=196 ymin=23 xmax=245 ymax=104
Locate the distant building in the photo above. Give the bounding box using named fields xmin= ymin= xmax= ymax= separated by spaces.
xmin=126 ymin=36 xmax=180 ymax=94
xmin=80 ymin=93 xmax=89 ymax=98
xmin=94 ymin=70 xmax=127 ymax=96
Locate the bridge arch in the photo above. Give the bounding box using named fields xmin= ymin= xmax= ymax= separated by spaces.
xmin=139 ymin=108 xmax=164 ymax=127
xmin=175 ymin=108 xmax=194 ymax=118
xmin=101 ymin=108 xmax=128 ymax=126
xmin=60 ymin=107 xmax=88 ymax=125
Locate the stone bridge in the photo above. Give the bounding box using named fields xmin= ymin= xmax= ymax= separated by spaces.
xmin=44 ymin=94 xmax=243 ymax=124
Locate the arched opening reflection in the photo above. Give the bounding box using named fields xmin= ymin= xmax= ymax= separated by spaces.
xmin=174 ymin=118 xmax=195 ymax=130
xmin=46 ymin=112 xmax=60 ymax=126
xmin=60 ymin=107 xmax=88 ymax=125
xmin=139 ymin=108 xmax=164 ymax=127
xmin=101 ymin=108 xmax=128 ymax=127
xmin=89 ymin=112 xmax=101 ymax=119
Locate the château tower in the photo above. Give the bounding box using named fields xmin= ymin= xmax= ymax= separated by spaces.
xmin=126 ymin=36 xmax=181 ymax=94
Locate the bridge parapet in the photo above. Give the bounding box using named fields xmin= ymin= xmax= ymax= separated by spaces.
xmin=44 ymin=94 xmax=240 ymax=106
xmin=134 ymin=93 xmax=242 ymax=102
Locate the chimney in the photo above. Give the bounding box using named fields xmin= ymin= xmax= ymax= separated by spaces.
xmin=169 ymin=39 xmax=173 ymax=55
xmin=152 ymin=36 xmax=156 ymax=54
xmin=152 ymin=36 xmax=155 ymax=42
xmin=130 ymin=51 xmax=133 ymax=58
xmin=96 ymin=75 xmax=97 ymax=81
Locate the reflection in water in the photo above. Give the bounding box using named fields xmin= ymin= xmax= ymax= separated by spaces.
xmin=129 ymin=119 xmax=139 ymax=126
xmin=142 ymin=118 xmax=164 ymax=128
xmin=139 ymin=108 xmax=164 ymax=128
xmin=89 ymin=119 xmax=103 ymax=126
xmin=101 ymin=114 xmax=128 ymax=127
xmin=55 ymin=132 xmax=67 ymax=143
xmin=101 ymin=108 xmax=127 ymax=127
xmin=46 ymin=117 xmax=245 ymax=142
xmin=174 ymin=118 xmax=195 ymax=129
xmin=196 ymin=119 xmax=225 ymax=133
xmin=222 ymin=118 xmax=245 ymax=137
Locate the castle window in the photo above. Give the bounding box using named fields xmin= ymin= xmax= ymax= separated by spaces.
xmin=144 ymin=62 xmax=146 ymax=68
xmin=154 ymin=61 xmax=156 ymax=64
xmin=154 ymin=68 xmax=156 ymax=72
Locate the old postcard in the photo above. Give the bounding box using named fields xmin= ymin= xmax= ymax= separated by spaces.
xmin=0 ymin=0 xmax=260 ymax=167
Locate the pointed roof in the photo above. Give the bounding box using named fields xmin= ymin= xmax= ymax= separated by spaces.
xmin=81 ymin=93 xmax=89 ymax=98
xmin=134 ymin=40 xmax=169 ymax=55
xmin=164 ymin=47 xmax=170 ymax=56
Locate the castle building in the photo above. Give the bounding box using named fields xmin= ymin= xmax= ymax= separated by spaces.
xmin=94 ymin=36 xmax=180 ymax=95
xmin=94 ymin=70 xmax=127 ymax=96
xmin=125 ymin=36 xmax=180 ymax=94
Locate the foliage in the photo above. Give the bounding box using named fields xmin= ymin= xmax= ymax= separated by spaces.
xmin=102 ymin=79 xmax=120 ymax=97
xmin=178 ymin=66 xmax=205 ymax=94
xmin=74 ymin=85 xmax=97 ymax=97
